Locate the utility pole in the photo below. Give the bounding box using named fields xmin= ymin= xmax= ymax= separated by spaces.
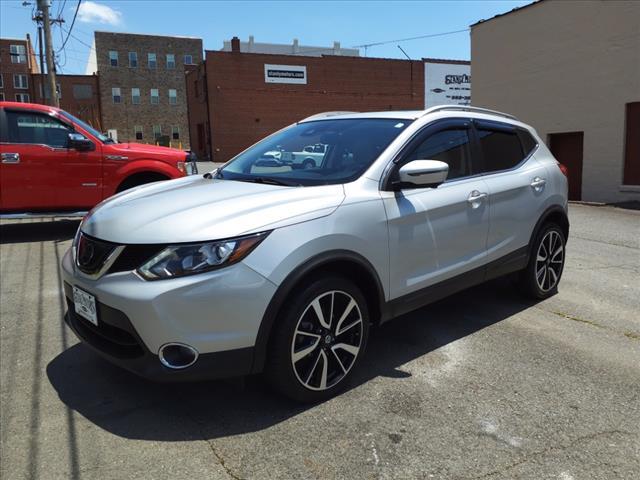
xmin=37 ymin=26 xmax=45 ymax=78
xmin=37 ymin=0 xmax=59 ymax=107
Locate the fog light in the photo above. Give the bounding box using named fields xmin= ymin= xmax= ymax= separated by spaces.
xmin=158 ymin=343 xmax=198 ymax=369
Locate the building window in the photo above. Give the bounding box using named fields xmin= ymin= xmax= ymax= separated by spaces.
xmin=150 ymin=88 xmax=159 ymax=104
xmin=109 ymin=50 xmax=118 ymax=67
xmin=134 ymin=125 xmax=143 ymax=141
xmin=40 ymin=82 xmax=62 ymax=99
xmin=14 ymin=74 xmax=28 ymax=89
xmin=131 ymin=87 xmax=140 ymax=104
xmin=72 ymin=84 xmax=93 ymax=99
xmin=0 ymin=92 xmax=5 ymax=101
xmin=168 ymin=89 xmax=177 ymax=105
xmin=0 ymin=74 xmax=3 ymax=88
xmin=15 ymin=93 xmax=30 ymax=102
xmin=153 ymin=125 xmax=162 ymax=140
xmin=623 ymin=102 xmax=640 ymax=186
xmin=148 ymin=53 xmax=157 ymax=69
xmin=172 ymin=126 xmax=180 ymax=140
xmin=112 ymin=87 xmax=121 ymax=103
xmin=166 ymin=54 xmax=175 ymax=69
xmin=10 ymin=44 xmax=27 ymax=64
xmin=184 ymin=54 xmax=193 ymax=65
xmin=129 ymin=51 xmax=138 ymax=68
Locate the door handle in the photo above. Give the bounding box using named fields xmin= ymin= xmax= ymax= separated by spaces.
xmin=467 ymin=190 xmax=488 ymax=208
xmin=530 ymin=177 xmax=546 ymax=191
xmin=1 ymin=153 xmax=20 ymax=164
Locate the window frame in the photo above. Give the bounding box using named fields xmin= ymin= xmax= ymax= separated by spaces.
xmin=109 ymin=50 xmax=119 ymax=67
xmin=168 ymin=88 xmax=177 ymax=105
xmin=112 ymin=87 xmax=122 ymax=104
xmin=3 ymin=108 xmax=74 ymax=148
xmin=166 ymin=53 xmax=175 ymax=69
xmin=15 ymin=93 xmax=30 ymax=103
xmin=134 ymin=125 xmax=143 ymax=140
xmin=0 ymin=73 xmax=3 ymax=88
xmin=131 ymin=87 xmax=141 ymax=105
xmin=171 ymin=126 xmax=180 ymax=140
xmin=184 ymin=54 xmax=193 ymax=65
xmin=382 ymin=117 xmax=479 ymax=191
xmin=150 ymin=88 xmax=159 ymax=104
xmin=152 ymin=124 xmax=162 ymax=140
xmin=148 ymin=53 xmax=157 ymax=69
xmin=0 ymin=92 xmax=4 ymax=101
xmin=13 ymin=74 xmax=28 ymax=89
xmin=10 ymin=44 xmax=27 ymax=64
xmin=128 ymin=51 xmax=138 ymax=68
xmin=472 ymin=119 xmax=539 ymax=176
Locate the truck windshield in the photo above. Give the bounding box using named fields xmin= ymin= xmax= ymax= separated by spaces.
xmin=219 ymin=118 xmax=411 ymax=186
xmin=58 ymin=111 xmax=112 ymax=143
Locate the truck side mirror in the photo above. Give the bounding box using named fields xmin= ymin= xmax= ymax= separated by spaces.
xmin=68 ymin=132 xmax=95 ymax=152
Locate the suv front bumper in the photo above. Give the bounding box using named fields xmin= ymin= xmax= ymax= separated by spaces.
xmin=60 ymin=247 xmax=277 ymax=381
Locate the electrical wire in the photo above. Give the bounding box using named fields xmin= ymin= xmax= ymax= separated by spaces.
xmin=352 ymin=28 xmax=469 ymax=49
xmin=56 ymin=0 xmax=81 ymax=53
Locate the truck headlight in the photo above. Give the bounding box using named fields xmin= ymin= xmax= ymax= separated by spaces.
xmin=137 ymin=232 xmax=269 ymax=280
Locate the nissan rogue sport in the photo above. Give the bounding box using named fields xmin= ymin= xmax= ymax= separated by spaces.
xmin=61 ymin=106 xmax=569 ymax=402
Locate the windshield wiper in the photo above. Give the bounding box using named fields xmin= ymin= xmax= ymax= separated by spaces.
xmin=237 ymin=176 xmax=301 ymax=187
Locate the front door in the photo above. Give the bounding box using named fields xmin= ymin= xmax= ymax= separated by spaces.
xmin=382 ymin=119 xmax=490 ymax=300
xmin=549 ymin=131 xmax=583 ymax=201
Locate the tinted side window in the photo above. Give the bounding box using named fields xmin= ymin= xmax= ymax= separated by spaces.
xmin=405 ymin=128 xmax=472 ymax=180
xmin=518 ymin=128 xmax=538 ymax=156
xmin=6 ymin=111 xmax=71 ymax=148
xmin=477 ymin=128 xmax=524 ymax=173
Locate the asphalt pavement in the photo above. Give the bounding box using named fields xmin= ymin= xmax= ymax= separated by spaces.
xmin=1 ymin=204 xmax=639 ymax=479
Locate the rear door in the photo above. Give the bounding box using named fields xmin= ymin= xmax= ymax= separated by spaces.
xmin=474 ymin=120 xmax=546 ymax=265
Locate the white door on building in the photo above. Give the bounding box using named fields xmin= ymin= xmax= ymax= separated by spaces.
xmin=107 ymin=129 xmax=118 ymax=142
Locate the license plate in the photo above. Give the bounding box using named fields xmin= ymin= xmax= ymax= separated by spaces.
xmin=73 ymin=286 xmax=98 ymax=326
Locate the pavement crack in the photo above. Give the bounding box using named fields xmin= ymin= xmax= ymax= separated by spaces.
xmin=537 ymin=307 xmax=639 ymax=340
xmin=466 ymin=430 xmax=632 ymax=479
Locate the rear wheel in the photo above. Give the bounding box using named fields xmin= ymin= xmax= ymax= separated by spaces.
xmin=266 ymin=276 xmax=369 ymax=402
xmin=302 ymin=159 xmax=315 ymax=169
xmin=519 ymin=223 xmax=566 ymax=299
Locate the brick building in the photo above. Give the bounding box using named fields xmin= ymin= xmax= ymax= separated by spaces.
xmin=0 ymin=35 xmax=39 ymax=103
xmin=88 ymin=31 xmax=202 ymax=147
xmin=186 ymin=40 xmax=424 ymax=162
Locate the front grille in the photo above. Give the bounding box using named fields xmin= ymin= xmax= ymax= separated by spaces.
xmin=107 ymin=244 xmax=166 ymax=274
xmin=76 ymin=233 xmax=117 ymax=275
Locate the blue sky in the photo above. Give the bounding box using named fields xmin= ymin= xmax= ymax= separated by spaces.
xmin=1 ymin=0 xmax=530 ymax=74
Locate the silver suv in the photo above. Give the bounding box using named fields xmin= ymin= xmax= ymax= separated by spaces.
xmin=61 ymin=106 xmax=569 ymax=402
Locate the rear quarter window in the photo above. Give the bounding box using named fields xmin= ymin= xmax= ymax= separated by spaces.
xmin=477 ymin=127 xmax=524 ymax=173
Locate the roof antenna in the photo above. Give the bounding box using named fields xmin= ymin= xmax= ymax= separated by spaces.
xmin=397 ymin=45 xmax=411 ymax=60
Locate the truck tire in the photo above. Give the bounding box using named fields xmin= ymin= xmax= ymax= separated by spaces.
xmin=116 ymin=172 xmax=169 ymax=193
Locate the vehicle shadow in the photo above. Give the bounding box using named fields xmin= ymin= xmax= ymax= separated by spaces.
xmin=47 ymin=277 xmax=539 ymax=442
xmin=0 ymin=219 xmax=80 ymax=245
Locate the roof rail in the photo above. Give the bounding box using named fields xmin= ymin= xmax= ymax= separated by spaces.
xmin=299 ymin=111 xmax=358 ymax=122
xmin=423 ymin=105 xmax=518 ymax=121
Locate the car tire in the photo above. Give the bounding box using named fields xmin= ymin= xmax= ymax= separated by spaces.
xmin=519 ymin=223 xmax=566 ymax=299
xmin=266 ymin=276 xmax=369 ymax=403
xmin=302 ymin=159 xmax=315 ymax=169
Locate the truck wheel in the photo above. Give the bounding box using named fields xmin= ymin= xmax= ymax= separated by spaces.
xmin=302 ymin=159 xmax=315 ymax=169
xmin=116 ymin=172 xmax=169 ymax=193
xmin=266 ymin=275 xmax=369 ymax=403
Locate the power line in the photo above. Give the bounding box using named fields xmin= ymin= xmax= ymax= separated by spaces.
xmin=57 ymin=0 xmax=81 ymax=53
xmin=352 ymin=28 xmax=469 ymax=49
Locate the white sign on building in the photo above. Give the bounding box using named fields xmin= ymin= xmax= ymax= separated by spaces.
xmin=424 ymin=61 xmax=471 ymax=108
xmin=264 ymin=64 xmax=307 ymax=84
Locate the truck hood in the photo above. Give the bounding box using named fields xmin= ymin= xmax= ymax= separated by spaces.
xmin=106 ymin=142 xmax=186 ymax=160
xmin=81 ymin=176 xmax=345 ymax=244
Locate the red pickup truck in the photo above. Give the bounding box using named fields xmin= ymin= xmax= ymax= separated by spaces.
xmin=0 ymin=101 xmax=194 ymax=214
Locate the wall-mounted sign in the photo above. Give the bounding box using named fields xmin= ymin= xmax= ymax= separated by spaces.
xmin=424 ymin=62 xmax=471 ymax=108
xmin=264 ymin=64 xmax=307 ymax=84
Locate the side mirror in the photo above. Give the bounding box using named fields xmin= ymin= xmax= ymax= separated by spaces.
xmin=68 ymin=132 xmax=95 ymax=152
xmin=395 ymin=160 xmax=449 ymax=189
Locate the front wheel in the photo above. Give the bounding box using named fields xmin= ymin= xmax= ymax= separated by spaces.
xmin=266 ymin=276 xmax=369 ymax=403
xmin=519 ymin=223 xmax=566 ymax=299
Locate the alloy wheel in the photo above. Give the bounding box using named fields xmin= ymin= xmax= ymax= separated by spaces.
xmin=535 ymin=230 xmax=564 ymax=292
xmin=291 ymin=290 xmax=363 ymax=391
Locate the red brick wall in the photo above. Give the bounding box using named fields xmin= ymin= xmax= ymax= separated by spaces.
xmin=0 ymin=37 xmax=38 ymax=103
xmin=200 ymin=51 xmax=424 ymax=162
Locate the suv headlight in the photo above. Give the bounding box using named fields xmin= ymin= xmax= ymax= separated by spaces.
xmin=137 ymin=232 xmax=269 ymax=280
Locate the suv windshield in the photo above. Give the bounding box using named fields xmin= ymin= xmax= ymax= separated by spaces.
xmin=218 ymin=118 xmax=411 ymax=186
xmin=58 ymin=111 xmax=112 ymax=143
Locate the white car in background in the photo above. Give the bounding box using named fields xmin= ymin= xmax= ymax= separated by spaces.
xmin=281 ymin=143 xmax=328 ymax=169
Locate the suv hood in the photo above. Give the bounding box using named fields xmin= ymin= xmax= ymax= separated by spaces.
xmin=81 ymin=176 xmax=345 ymax=244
